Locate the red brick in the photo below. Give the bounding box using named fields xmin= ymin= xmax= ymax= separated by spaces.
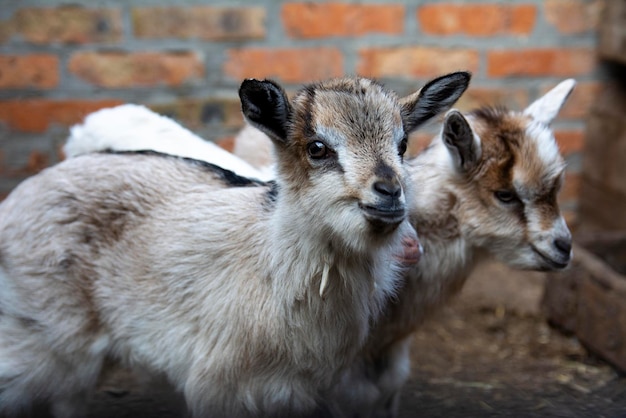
xmin=0 ymin=99 xmax=123 ymax=133
xmin=487 ymin=49 xmax=596 ymax=77
xmin=544 ymin=0 xmax=603 ymax=34
xmin=555 ymin=130 xmax=585 ymax=156
xmin=133 ymin=6 xmax=264 ymax=40
xmin=68 ymin=51 xmax=204 ymax=88
xmin=1 ymin=149 xmax=53 ymax=179
xmin=455 ymin=87 xmax=529 ymax=113
xmin=418 ymin=4 xmax=536 ymax=36
xmin=216 ymin=136 xmax=236 ymax=153
xmin=541 ymin=81 xmax=603 ymax=120
xmin=24 ymin=150 xmax=49 ymax=175
xmin=149 ymin=98 xmax=243 ymax=130
xmin=0 ymin=55 xmax=59 ymax=89
xmin=358 ymin=47 xmax=479 ymax=78
xmin=224 ymin=47 xmax=343 ymax=83
xmin=407 ymin=132 xmax=435 ymax=157
xmin=57 ymin=143 xmax=67 ymax=161
xmin=13 ymin=6 xmax=122 ymax=44
xmin=282 ymin=3 xmax=404 ymax=38
xmin=560 ymin=171 xmax=581 ymax=202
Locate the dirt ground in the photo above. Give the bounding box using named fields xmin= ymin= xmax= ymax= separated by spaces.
xmin=401 ymin=262 xmax=626 ymax=418
xmin=9 ymin=262 xmax=626 ymax=418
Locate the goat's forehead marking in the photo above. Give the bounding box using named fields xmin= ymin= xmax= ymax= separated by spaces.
xmin=312 ymin=93 xmax=403 ymax=150
xmin=294 ymin=77 xmax=405 ymax=144
xmin=525 ymin=120 xmax=562 ymax=169
xmin=511 ymin=118 xmax=565 ymax=198
xmin=313 ymin=89 xmax=401 ymax=120
xmin=512 ymin=164 xmax=564 ymax=203
xmin=471 ymin=108 xmax=565 ymax=196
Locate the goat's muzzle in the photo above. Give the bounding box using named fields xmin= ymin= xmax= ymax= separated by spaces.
xmin=531 ymin=241 xmax=571 ymax=271
xmin=359 ymin=202 xmax=406 ymax=233
xmin=360 ymin=173 xmax=406 ymax=232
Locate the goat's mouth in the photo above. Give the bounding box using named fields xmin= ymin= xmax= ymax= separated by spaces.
xmin=359 ymin=203 xmax=406 ymax=227
xmin=531 ymin=246 xmax=569 ymax=270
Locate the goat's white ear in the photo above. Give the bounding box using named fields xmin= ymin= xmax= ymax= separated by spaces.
xmin=524 ymin=79 xmax=576 ymax=125
xmin=442 ymin=110 xmax=480 ymax=172
xmin=239 ymin=79 xmax=292 ymax=144
xmin=400 ymin=71 xmax=471 ymax=133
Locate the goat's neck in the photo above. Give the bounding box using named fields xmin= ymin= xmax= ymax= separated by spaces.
xmin=258 ymin=191 xmax=395 ymax=368
xmin=407 ymin=137 xmax=488 ymax=287
xmin=265 ymin=190 xmax=384 ymax=305
xmin=365 ymin=138 xmax=489 ymax=354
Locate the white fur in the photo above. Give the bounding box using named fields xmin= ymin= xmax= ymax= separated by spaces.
xmin=233 ymin=124 xmax=277 ymax=177
xmin=0 ymin=154 xmax=410 ymax=418
xmin=64 ymin=80 xmax=577 ymax=417
xmin=0 ymin=77 xmax=437 ymax=417
xmin=525 ymin=120 xmax=563 ymax=171
xmin=522 ymin=78 xmax=575 ymax=169
xmin=523 ymin=79 xmax=576 ymax=126
xmin=64 ymin=104 xmax=274 ymax=181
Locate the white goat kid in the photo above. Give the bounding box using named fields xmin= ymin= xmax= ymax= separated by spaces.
xmin=0 ymin=74 xmax=470 ymax=417
xmin=67 ymin=79 xmax=577 ymax=417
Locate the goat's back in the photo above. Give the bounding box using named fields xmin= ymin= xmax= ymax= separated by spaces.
xmin=0 ymin=151 xmax=269 ymax=333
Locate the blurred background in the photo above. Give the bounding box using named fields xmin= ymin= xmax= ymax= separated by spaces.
xmin=1 ymin=0 xmax=626 ymax=416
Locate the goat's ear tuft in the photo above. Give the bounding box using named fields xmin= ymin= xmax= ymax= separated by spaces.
xmin=442 ymin=110 xmax=480 ymax=172
xmin=400 ymin=71 xmax=471 ymax=133
xmin=239 ymin=79 xmax=292 ymax=144
xmin=524 ymin=79 xmax=576 ymax=125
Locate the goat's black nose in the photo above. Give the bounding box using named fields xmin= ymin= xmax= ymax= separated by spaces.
xmin=554 ymin=236 xmax=572 ymax=255
xmin=373 ymin=180 xmax=401 ymax=199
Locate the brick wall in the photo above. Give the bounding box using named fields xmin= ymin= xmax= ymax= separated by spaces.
xmin=0 ymin=0 xmax=604 ymax=224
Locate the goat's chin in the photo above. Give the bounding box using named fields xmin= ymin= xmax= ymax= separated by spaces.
xmin=318 ymin=204 xmax=402 ymax=254
xmin=365 ymin=217 xmax=403 ymax=236
xmin=359 ymin=207 xmax=406 ymax=236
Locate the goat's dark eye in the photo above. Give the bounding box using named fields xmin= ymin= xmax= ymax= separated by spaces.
xmin=307 ymin=141 xmax=328 ymax=159
xmin=495 ymin=190 xmax=517 ymax=204
xmin=398 ymin=138 xmax=408 ymax=157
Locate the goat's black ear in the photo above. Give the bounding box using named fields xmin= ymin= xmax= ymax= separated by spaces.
xmin=442 ymin=110 xmax=480 ymax=172
xmin=400 ymin=71 xmax=471 ymax=133
xmin=239 ymin=79 xmax=292 ymax=144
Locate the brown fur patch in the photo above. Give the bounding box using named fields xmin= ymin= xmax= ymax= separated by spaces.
xmin=468 ymin=105 xmax=566 ymax=236
xmin=469 ymin=107 xmax=532 ymax=222
xmin=535 ymin=181 xmax=562 ymax=229
xmin=412 ymin=192 xmax=460 ymax=240
xmin=82 ymin=200 xmax=138 ymax=246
